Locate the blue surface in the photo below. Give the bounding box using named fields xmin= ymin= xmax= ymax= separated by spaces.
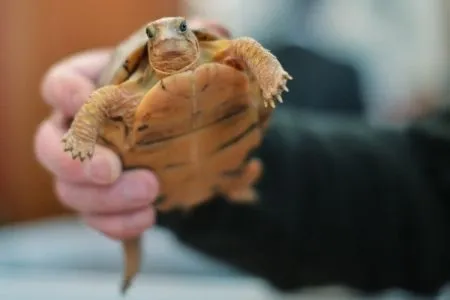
xmin=0 ymin=217 xmax=449 ymax=299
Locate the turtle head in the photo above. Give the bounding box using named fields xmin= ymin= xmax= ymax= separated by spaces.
xmin=145 ymin=17 xmax=200 ymax=75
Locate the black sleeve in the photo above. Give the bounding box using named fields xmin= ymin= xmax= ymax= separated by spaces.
xmin=156 ymin=107 xmax=450 ymax=296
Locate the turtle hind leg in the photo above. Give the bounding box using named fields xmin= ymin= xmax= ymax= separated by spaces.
xmin=220 ymin=158 xmax=262 ymax=204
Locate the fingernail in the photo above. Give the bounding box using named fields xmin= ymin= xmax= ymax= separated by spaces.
xmin=85 ymin=154 xmax=121 ymax=184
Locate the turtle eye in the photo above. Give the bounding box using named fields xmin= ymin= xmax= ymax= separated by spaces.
xmin=179 ymin=20 xmax=187 ymax=33
xmin=146 ymin=27 xmax=154 ymax=39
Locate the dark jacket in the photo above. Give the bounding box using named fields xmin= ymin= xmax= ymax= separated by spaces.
xmin=157 ymin=45 xmax=450 ymax=296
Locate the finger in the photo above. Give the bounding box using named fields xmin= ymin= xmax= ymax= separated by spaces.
xmin=83 ymin=206 xmax=156 ymax=240
xmin=34 ymin=114 xmax=122 ymax=185
xmin=56 ymin=48 xmax=112 ymax=79
xmin=41 ymin=49 xmax=112 ymax=116
xmin=54 ymin=169 xmax=159 ymax=214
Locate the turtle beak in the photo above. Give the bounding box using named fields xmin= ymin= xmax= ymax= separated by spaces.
xmin=154 ymin=38 xmax=189 ymax=58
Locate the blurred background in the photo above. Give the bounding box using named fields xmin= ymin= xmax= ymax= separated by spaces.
xmin=1 ymin=0 xmax=449 ymax=299
xmin=187 ymin=0 xmax=450 ymax=123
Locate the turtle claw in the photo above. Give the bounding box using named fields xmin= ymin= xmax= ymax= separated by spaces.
xmin=61 ymin=131 xmax=95 ymax=162
xmin=283 ymin=72 xmax=293 ymax=80
xmin=262 ymin=70 xmax=293 ymax=108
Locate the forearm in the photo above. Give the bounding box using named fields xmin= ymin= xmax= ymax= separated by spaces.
xmin=157 ymin=107 xmax=450 ymax=295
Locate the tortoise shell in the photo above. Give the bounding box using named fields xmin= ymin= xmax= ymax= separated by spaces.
xmin=96 ymin=24 xmax=272 ymax=212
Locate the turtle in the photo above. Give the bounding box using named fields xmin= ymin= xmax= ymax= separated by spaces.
xmin=61 ymin=16 xmax=292 ymax=294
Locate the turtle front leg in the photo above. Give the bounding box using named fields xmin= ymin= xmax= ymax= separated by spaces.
xmin=62 ymin=83 xmax=141 ymax=161
xmin=222 ymin=37 xmax=293 ymax=108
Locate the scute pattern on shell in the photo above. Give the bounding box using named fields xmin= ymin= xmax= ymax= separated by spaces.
xmin=98 ymin=62 xmax=264 ymax=211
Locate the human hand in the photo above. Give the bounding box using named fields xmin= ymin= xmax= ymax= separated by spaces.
xmin=35 ymin=48 xmax=160 ymax=240
xmin=34 ymin=19 xmax=231 ymax=240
